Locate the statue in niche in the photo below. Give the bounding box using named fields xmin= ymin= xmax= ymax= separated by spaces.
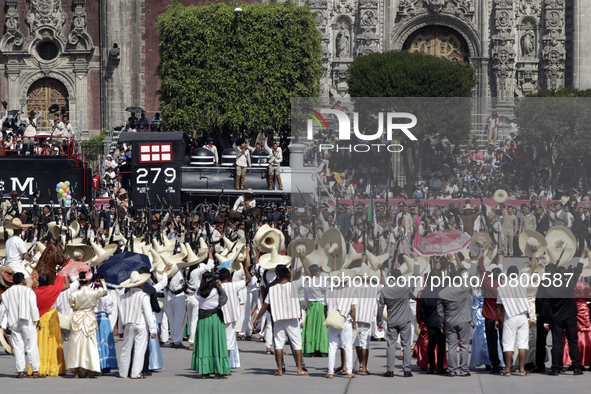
xmin=521 ymin=26 xmax=535 ymax=57
xmin=337 ymin=27 xmax=350 ymax=57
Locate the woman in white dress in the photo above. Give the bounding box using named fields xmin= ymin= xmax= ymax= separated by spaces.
xmin=66 ymin=272 xmax=108 ymax=378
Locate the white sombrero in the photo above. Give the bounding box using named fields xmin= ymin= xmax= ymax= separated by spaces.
xmin=546 ymin=226 xmax=577 ymax=266
xmin=258 ymin=245 xmax=292 ymax=271
xmin=120 ymin=270 xmax=151 ymax=288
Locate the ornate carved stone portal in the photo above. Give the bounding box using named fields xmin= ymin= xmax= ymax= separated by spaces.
xmin=403 ymin=26 xmax=470 ymax=62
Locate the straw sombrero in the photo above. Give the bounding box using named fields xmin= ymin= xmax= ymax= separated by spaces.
xmin=4 ymin=218 xmax=33 ymax=230
xmin=89 ymin=240 xmax=117 ymax=267
xmin=401 ymin=254 xmax=429 ymax=277
xmin=258 ymin=245 xmax=292 ymax=271
xmin=65 ymin=243 xmax=95 ymax=264
xmin=546 ymin=226 xmax=577 ymax=266
xmin=287 ymin=238 xmax=316 ymax=257
xmin=519 ymin=230 xmax=547 ymax=258
xmin=120 ymin=270 xmax=151 ymax=288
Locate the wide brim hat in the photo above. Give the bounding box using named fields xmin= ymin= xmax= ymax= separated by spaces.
xmin=493 ymin=189 xmax=508 ymax=204
xmin=401 ymin=254 xmax=429 ymax=277
xmin=287 ymin=238 xmax=316 ymax=257
xmin=0 ymin=328 xmax=12 ymax=354
xmin=546 ymin=226 xmax=577 ymax=266
xmin=244 ymin=188 xmax=254 ymax=196
xmin=178 ymin=239 xmax=208 ymax=269
xmin=0 ymin=227 xmax=14 ymax=240
xmin=518 ymin=230 xmax=547 ymax=258
xmin=155 ymin=252 xmax=180 ymax=279
xmin=118 ymin=188 xmax=128 ymax=196
xmin=258 ymin=245 xmax=292 ymax=271
xmin=65 ymin=243 xmax=95 ymax=264
xmin=366 ymin=251 xmax=389 ymax=271
xmin=522 ymin=260 xmax=544 ymax=274
xmin=152 ymin=237 xmax=174 ymax=253
xmin=342 ymin=249 xmax=363 ymax=270
xmin=318 ymin=228 xmax=346 ymax=272
xmin=235 ymin=138 xmax=246 ymax=146
xmin=120 ymin=271 xmax=151 ymax=288
xmin=580 ymin=257 xmax=591 ymax=278
xmin=4 ymin=218 xmax=33 ymax=230
xmin=471 ymin=232 xmax=494 ymax=252
xmin=253 ymin=224 xmax=285 ymax=253
xmin=89 ymin=240 xmax=117 ymax=268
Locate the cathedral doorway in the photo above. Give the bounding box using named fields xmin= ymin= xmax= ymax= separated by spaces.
xmin=403 ymin=25 xmax=470 ymax=63
xmin=27 ymin=78 xmax=69 ymax=115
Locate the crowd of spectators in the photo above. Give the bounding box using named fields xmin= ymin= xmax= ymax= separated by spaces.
xmin=304 ymin=115 xmax=588 ymax=203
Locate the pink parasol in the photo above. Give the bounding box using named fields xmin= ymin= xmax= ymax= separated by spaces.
xmin=415 ymin=230 xmax=471 ymax=257
xmin=58 ymin=259 xmax=90 ymax=277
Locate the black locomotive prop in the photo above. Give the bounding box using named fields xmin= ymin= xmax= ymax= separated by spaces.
xmin=0 ymin=132 xmax=316 ymax=209
xmin=118 ymin=132 xmax=313 ymax=209
xmin=0 ymin=154 xmax=91 ymax=206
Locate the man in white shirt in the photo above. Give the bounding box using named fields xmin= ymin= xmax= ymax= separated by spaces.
xmin=118 ymin=271 xmax=157 ymax=379
xmin=163 ymin=267 xmax=187 ymax=349
xmin=253 ymin=265 xmax=306 ymax=376
xmin=232 ymin=189 xmax=256 ymax=213
xmin=264 ymin=138 xmax=283 ymax=190
xmin=233 ymin=138 xmax=251 ymax=190
xmin=203 ymin=137 xmax=218 ymax=165
xmin=4 ymin=218 xmax=34 ymax=286
xmin=325 ymin=256 xmax=358 ymax=378
xmin=220 ymin=249 xmax=251 ymax=358
xmin=0 ymin=272 xmax=44 ymax=378
xmin=495 ymin=254 xmax=534 ymax=376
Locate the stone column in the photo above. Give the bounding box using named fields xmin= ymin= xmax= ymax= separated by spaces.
xmin=570 ymin=0 xmax=591 ymax=89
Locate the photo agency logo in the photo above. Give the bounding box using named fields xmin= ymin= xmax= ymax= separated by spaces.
xmin=303 ymin=107 xmax=418 ymax=153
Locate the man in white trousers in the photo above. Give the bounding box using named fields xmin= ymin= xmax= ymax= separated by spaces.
xmin=325 ymin=269 xmax=358 ymax=379
xmin=0 ymin=272 xmax=45 ymax=378
xmin=220 ymin=249 xmax=251 ymax=358
xmin=163 ymin=269 xmax=187 ymax=348
xmin=118 ymin=271 xmax=157 ymax=379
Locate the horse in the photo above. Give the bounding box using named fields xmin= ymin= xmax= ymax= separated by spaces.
xmin=33 ymin=243 xmax=68 ymax=286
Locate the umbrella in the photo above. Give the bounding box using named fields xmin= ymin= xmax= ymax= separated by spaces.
xmin=58 ymin=260 xmax=90 ymax=277
xmin=125 ymin=106 xmax=145 ymax=113
xmin=415 ymin=230 xmax=471 ymax=257
xmin=97 ymin=251 xmax=151 ymax=285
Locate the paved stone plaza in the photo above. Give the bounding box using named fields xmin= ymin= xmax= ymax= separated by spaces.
xmin=0 ymin=255 xmax=589 ymax=394
xmin=0 ymin=337 xmax=587 ymax=393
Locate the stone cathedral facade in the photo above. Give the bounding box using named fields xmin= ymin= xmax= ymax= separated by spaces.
xmin=1 ymin=0 xmax=590 ymax=135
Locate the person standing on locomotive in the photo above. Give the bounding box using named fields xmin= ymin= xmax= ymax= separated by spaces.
xmin=203 ymin=137 xmax=219 ymax=165
xmin=264 ymin=138 xmax=283 ymax=190
xmin=233 ymin=138 xmax=251 ymax=190
xmin=3 ymin=190 xmax=22 ymax=219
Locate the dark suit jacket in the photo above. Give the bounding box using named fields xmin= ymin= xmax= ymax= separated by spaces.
xmin=143 ymin=282 xmax=161 ymax=313
xmin=536 ymin=213 xmax=550 ymax=235
xmin=547 ymin=263 xmax=583 ymax=323
xmin=419 ymin=285 xmax=442 ymax=328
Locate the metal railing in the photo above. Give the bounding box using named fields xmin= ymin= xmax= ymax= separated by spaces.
xmin=0 ymin=136 xmax=80 ymax=159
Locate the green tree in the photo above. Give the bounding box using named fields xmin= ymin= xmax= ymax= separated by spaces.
xmin=347 ymin=51 xmax=475 ymax=194
xmin=157 ymin=1 xmax=322 ymax=136
xmin=514 ymin=89 xmax=591 ymax=188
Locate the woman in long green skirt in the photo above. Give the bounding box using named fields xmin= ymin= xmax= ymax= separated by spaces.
xmin=302 ymin=300 xmax=329 ymax=355
xmin=299 ymin=251 xmax=329 ymax=355
xmin=191 ymin=271 xmax=231 ymax=378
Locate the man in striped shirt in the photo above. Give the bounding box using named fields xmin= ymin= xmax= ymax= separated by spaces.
xmin=118 ymin=271 xmax=158 ymax=379
xmin=495 ymin=250 xmax=535 ymax=376
xmin=0 ymin=272 xmax=44 ymax=379
xmin=220 ymin=250 xmax=251 ymax=358
xmin=253 ymin=265 xmax=306 ymax=376
xmin=325 ymin=270 xmax=358 ymax=379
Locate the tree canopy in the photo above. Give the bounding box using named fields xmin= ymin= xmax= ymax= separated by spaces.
xmin=514 ymin=89 xmax=591 ymax=188
xmin=157 ymin=1 xmax=322 ymax=136
xmin=347 ymin=51 xmax=476 ymax=193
